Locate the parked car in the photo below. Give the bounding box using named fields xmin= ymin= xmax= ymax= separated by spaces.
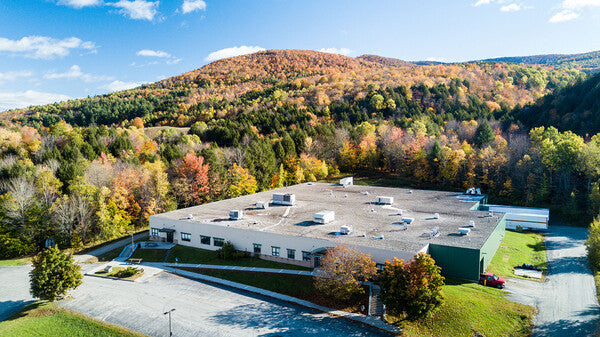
xmin=479 ymin=273 xmax=506 ymax=288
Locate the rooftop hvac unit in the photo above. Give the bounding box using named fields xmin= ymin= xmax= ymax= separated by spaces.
xmin=398 ymin=209 xmax=403 ymax=216
xmin=187 ymin=214 xmax=194 ymax=220
xmin=469 ymin=220 xmax=475 ymax=227
xmin=403 ymin=217 xmax=414 ymax=224
xmin=458 ymin=227 xmax=471 ymax=235
xmin=256 ymin=201 xmax=268 ymax=209
xmin=376 ymin=196 xmax=394 ymax=205
xmin=340 ymin=225 xmax=352 ymax=235
xmin=466 ymin=187 xmax=476 ymax=195
xmin=433 ymin=213 xmax=440 ymax=219
xmin=476 ymin=188 xmax=481 ymax=195
xmin=488 ymin=211 xmax=493 ymax=217
xmin=313 ymin=210 xmax=335 ymax=224
xmin=409 ymin=190 xmax=413 ymax=194
xmin=340 ymin=177 xmax=354 ymax=187
xmin=229 ymin=210 xmax=243 ymax=220
xmin=272 ymin=193 xmax=295 ymax=206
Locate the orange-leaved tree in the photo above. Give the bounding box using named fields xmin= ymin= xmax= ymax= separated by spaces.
xmin=313 ymin=244 xmax=377 ymax=301
xmin=379 ymin=253 xmax=444 ymax=320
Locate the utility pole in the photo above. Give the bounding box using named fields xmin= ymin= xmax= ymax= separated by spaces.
xmin=164 ymin=308 xmax=175 ymax=336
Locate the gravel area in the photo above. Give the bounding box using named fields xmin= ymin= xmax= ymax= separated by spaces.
xmin=506 ymin=225 xmax=599 ymax=336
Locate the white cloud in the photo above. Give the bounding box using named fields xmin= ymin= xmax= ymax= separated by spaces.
xmin=0 ymin=71 xmax=33 ymax=83
xmin=562 ymin=0 xmax=600 ymax=9
xmin=57 ymin=0 xmax=102 ymax=8
xmin=205 ymin=46 xmax=265 ymax=61
xmin=474 ymin=0 xmax=493 ymax=6
xmin=0 ymin=36 xmax=96 ymax=59
xmin=110 ymin=0 xmax=158 ymax=20
xmin=137 ymin=49 xmax=171 ymax=58
xmin=319 ymin=48 xmax=352 ymax=55
xmin=0 ymin=90 xmax=71 ymax=111
xmin=44 ymin=65 xmax=113 ymax=82
xmin=500 ymin=3 xmax=522 ymax=11
xmin=103 ymin=80 xmax=141 ymax=91
xmin=550 ymin=0 xmax=600 ymax=22
xmin=425 ymin=57 xmax=446 ymax=62
xmin=182 ymin=0 xmax=206 ymax=14
xmin=549 ymin=9 xmax=580 ymax=22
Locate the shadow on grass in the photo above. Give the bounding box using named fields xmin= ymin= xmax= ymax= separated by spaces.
xmin=526 ymin=240 xmax=545 ymax=252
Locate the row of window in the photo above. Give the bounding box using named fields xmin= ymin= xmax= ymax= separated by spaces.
xmin=252 ymin=243 xmax=311 ymax=261
xmin=151 ymin=228 xmax=312 ymax=262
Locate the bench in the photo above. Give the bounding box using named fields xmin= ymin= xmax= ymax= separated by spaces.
xmin=128 ymin=258 xmax=142 ymax=265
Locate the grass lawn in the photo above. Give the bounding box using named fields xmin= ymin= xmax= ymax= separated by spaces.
xmin=130 ymin=249 xmax=168 ymax=262
xmin=177 ymin=268 xmax=367 ymax=313
xmin=0 ymin=256 xmax=30 ymax=266
xmin=0 ymin=302 xmax=145 ymax=337
xmin=392 ymin=278 xmax=534 ymax=337
xmin=97 ymin=247 xmax=124 ymax=262
xmin=163 ymin=245 xmax=311 ymax=271
xmin=486 ymin=229 xmax=547 ymax=281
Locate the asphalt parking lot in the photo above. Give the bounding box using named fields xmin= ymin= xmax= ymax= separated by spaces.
xmin=0 ymin=265 xmax=34 ymax=321
xmin=506 ymin=226 xmax=599 ymax=337
xmin=60 ymin=266 xmax=389 ymax=337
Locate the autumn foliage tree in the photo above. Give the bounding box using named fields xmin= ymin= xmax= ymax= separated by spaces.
xmin=173 ymin=152 xmax=210 ymax=207
xmin=313 ymin=245 xmax=378 ymax=301
xmin=379 ymin=253 xmax=445 ymax=320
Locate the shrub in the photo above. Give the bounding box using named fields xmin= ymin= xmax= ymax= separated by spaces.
xmin=586 ymin=216 xmax=600 ymax=271
xmin=0 ymin=234 xmax=35 ymax=259
xmin=217 ymin=241 xmax=245 ymax=259
xmin=114 ymin=266 xmax=143 ymax=278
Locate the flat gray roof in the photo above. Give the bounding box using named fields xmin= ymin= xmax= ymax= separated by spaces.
xmin=153 ymin=182 xmax=503 ymax=253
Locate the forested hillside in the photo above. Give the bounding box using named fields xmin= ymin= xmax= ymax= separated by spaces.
xmin=1 ymin=50 xmax=598 ymax=260
xmin=4 ymin=50 xmax=583 ymax=128
xmin=484 ymin=50 xmax=600 ymax=73
xmin=516 ymin=73 xmax=600 ymax=135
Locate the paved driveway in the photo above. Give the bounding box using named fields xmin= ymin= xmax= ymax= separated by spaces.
xmin=506 ymin=226 xmax=600 ymax=336
xmin=60 ymin=266 xmax=389 ymax=337
xmin=0 ymin=265 xmax=34 ymax=321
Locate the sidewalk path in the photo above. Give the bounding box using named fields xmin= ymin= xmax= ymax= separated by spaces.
xmin=74 ymin=232 xmax=148 ymax=263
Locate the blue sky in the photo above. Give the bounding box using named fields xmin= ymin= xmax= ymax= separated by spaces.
xmin=0 ymin=0 xmax=599 ymax=111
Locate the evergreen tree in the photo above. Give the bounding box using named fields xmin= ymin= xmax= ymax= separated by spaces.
xmin=30 ymin=247 xmax=82 ymax=301
xmin=474 ymin=121 xmax=494 ymax=147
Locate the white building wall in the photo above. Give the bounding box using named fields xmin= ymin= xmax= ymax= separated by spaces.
xmin=149 ymin=216 xmax=418 ymax=265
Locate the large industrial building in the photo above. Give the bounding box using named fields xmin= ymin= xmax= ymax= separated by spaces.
xmin=149 ymin=180 xmax=548 ymax=280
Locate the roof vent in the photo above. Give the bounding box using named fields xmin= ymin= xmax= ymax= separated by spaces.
xmin=458 ymin=227 xmax=471 ymax=235
xmin=340 ymin=225 xmax=352 ymax=235
xmin=272 ymin=193 xmax=295 ymax=206
xmin=376 ymin=233 xmax=385 ymax=240
xmin=429 ymin=226 xmax=440 ymax=238
xmin=469 ymin=220 xmax=475 ymax=228
xmin=488 ymin=211 xmax=493 ymax=217
xmin=433 ymin=213 xmax=440 ymax=219
xmin=314 ymin=210 xmax=335 ymax=224
xmin=340 ymin=177 xmax=353 ymax=187
xmin=229 ymin=210 xmax=243 ymax=220
xmin=187 ymin=214 xmax=194 ymax=220
xmin=403 ymin=217 xmax=414 ymax=224
xmin=409 ymin=190 xmax=413 ymax=194
xmin=256 ymin=201 xmax=268 ymax=209
xmin=376 ymin=196 xmax=394 ymax=205
xmin=398 ymin=209 xmax=403 ymax=216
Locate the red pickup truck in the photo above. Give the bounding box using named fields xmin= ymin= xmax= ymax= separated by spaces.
xmin=479 ymin=273 xmax=506 ymax=288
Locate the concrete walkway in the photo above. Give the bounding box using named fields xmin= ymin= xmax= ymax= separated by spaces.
xmin=74 ymin=231 xmax=148 ymax=263
xmin=144 ymin=262 xmax=317 ymax=276
xmin=0 ymin=265 xmax=34 ymax=322
xmin=158 ymin=264 xmax=401 ymax=334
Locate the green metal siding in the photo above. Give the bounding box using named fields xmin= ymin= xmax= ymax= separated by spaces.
xmin=479 ymin=215 xmax=506 ymax=273
xmin=429 ymin=215 xmax=506 ymax=281
xmin=429 ymin=244 xmax=480 ymax=281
